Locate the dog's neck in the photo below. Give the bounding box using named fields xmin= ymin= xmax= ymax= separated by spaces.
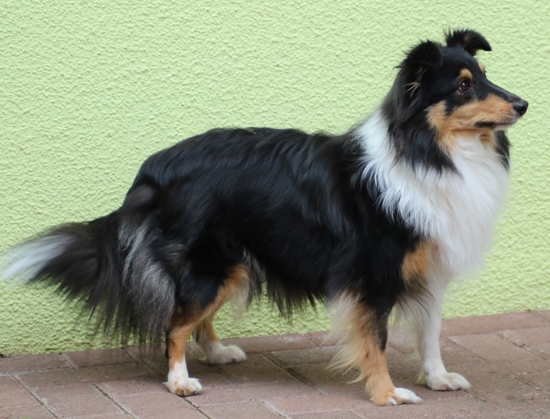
xmin=355 ymin=109 xmax=509 ymax=276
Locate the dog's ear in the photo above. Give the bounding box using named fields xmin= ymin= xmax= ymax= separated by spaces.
xmin=402 ymin=40 xmax=443 ymax=80
xmin=390 ymin=41 xmax=442 ymax=121
xmin=446 ymin=29 xmax=491 ymax=56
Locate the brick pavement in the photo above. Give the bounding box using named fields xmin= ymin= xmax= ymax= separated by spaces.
xmin=1 ymin=310 xmax=549 ymax=418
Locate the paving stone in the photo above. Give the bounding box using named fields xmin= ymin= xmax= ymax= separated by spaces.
xmin=98 ymin=377 xmax=171 ymax=396
xmin=500 ymin=327 xmax=550 ymax=359
xmin=65 ymin=415 xmax=130 ymax=419
xmin=3 ymin=311 xmax=550 ymax=418
xmin=0 ymin=404 xmax=55 ymax=419
xmin=127 ymin=345 xmax=214 ymax=378
xmin=386 ymin=347 xmax=419 ymax=376
xmin=265 ymin=392 xmax=369 ymax=415
xmin=200 ymin=401 xmax=282 ymax=418
xmin=287 ymin=363 xmax=364 ymax=394
xmin=532 ymin=310 xmax=550 ymax=323
xmin=516 ymin=369 xmax=550 ymax=392
xmin=0 ymin=353 xmax=69 ymax=375
xmin=35 ymin=384 xmax=123 ymax=417
xmin=122 ymin=346 xmax=168 ymax=376
xmin=17 ymin=362 xmax=149 ymax=388
xmin=387 ymin=327 xmax=416 ymax=355
xmin=122 ymin=345 xmax=165 ymax=361
xmin=441 ymin=312 xmax=545 ymax=337
xmin=465 ymin=372 xmax=550 ymax=412
xmin=290 ymin=410 xmax=362 ymax=419
xmin=305 ymin=330 xmax=345 ymax=347
xmin=267 ymin=345 xmax=339 ymax=368
xmin=449 ymin=334 xmax=550 ymax=373
xmin=353 ymin=392 xmax=495 ymax=419
xmin=212 ymin=353 xmax=294 ymax=384
xmin=187 ymin=379 xmax=319 ymax=407
xmin=0 ymin=376 xmax=38 ymax=407
xmin=117 ymin=392 xmax=207 ymax=419
xmin=438 ymin=337 xmax=488 ymax=368
xmin=216 ymin=333 xmax=316 ymax=354
xmin=63 ymin=348 xmax=134 ymax=368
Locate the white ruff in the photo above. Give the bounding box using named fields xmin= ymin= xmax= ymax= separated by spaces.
xmin=356 ymin=110 xmax=509 ymax=276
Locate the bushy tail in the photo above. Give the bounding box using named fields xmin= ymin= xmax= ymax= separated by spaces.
xmin=1 ymin=190 xmax=176 ymax=345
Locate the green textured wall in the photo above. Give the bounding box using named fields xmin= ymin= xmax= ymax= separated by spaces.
xmin=1 ymin=1 xmax=549 ymax=355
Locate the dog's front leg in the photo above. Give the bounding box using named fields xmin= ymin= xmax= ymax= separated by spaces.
xmin=333 ymin=295 xmax=422 ymax=405
xmin=413 ymin=276 xmax=471 ymax=391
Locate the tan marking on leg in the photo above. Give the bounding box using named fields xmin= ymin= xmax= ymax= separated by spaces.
xmin=402 ymin=241 xmax=435 ymax=293
xmin=167 ymin=322 xmax=194 ymax=371
xmin=194 ymin=312 xmax=247 ymax=364
xmin=330 ymin=294 xmax=407 ymax=405
xmin=165 ymin=321 xmax=201 ymax=397
xmin=330 ymin=293 xmax=421 ymax=405
xmin=193 ymin=264 xmax=249 ymax=364
xmin=194 ymin=314 xmax=219 ymax=344
xmin=165 ymin=264 xmax=248 ymax=395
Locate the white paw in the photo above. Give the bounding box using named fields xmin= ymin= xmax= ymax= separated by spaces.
xmin=164 ymin=377 xmax=202 ymax=397
xmin=390 ymin=387 xmax=423 ymax=405
xmin=423 ymin=372 xmax=471 ymax=391
xmin=374 ymin=387 xmax=422 ymax=406
xmin=205 ymin=344 xmax=247 ymax=364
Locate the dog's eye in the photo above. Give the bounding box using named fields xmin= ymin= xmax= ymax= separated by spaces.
xmin=458 ymin=80 xmax=472 ymax=93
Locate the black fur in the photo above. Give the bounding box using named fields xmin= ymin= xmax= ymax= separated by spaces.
xmin=445 ymin=29 xmax=491 ymax=56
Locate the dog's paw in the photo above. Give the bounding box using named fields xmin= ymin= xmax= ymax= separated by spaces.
xmin=164 ymin=377 xmax=202 ymax=397
xmin=205 ymin=344 xmax=247 ymax=364
xmin=423 ymin=371 xmax=470 ymax=391
xmin=373 ymin=387 xmax=422 ymax=406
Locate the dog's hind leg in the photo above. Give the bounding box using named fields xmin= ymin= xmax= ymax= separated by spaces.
xmin=194 ymin=312 xmax=247 ymax=364
xmin=193 ymin=263 xmax=248 ymax=364
xmin=164 ymin=317 xmax=202 ymax=396
xmin=332 ymin=294 xmax=422 ymax=406
xmin=164 ymin=263 xmax=249 ymax=395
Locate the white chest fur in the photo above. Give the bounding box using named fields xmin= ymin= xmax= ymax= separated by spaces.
xmin=357 ymin=111 xmax=509 ymax=276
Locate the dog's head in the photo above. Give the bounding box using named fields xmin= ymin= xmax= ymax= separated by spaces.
xmin=384 ymin=29 xmax=527 ymax=169
xmin=390 ymin=29 xmax=527 ymax=134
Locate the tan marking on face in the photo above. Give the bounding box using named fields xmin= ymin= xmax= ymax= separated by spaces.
xmin=479 ymin=63 xmax=485 ymax=74
xmin=459 ymin=68 xmax=473 ymax=80
xmin=329 ymin=293 xmax=397 ymax=405
xmin=427 ymin=102 xmax=457 ymax=150
xmin=402 ymin=241 xmax=434 ymax=292
xmin=428 ymin=94 xmax=513 ymax=148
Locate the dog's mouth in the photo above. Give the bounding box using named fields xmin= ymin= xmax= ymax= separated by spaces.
xmin=473 ymin=99 xmax=528 ymax=131
xmin=475 ymin=116 xmax=521 ymax=131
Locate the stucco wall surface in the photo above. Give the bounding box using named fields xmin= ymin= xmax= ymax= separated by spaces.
xmin=1 ymin=1 xmax=549 ymax=355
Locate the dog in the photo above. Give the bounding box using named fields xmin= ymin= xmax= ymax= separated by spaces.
xmin=2 ymin=29 xmax=527 ymax=406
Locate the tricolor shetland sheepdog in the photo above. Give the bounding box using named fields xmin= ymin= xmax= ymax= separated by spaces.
xmin=2 ymin=29 xmax=527 ymax=405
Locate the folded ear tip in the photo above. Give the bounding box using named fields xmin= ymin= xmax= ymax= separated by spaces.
xmin=446 ymin=28 xmax=491 ymax=55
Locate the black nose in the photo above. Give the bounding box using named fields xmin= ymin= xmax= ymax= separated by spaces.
xmin=513 ymin=100 xmax=528 ymax=116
